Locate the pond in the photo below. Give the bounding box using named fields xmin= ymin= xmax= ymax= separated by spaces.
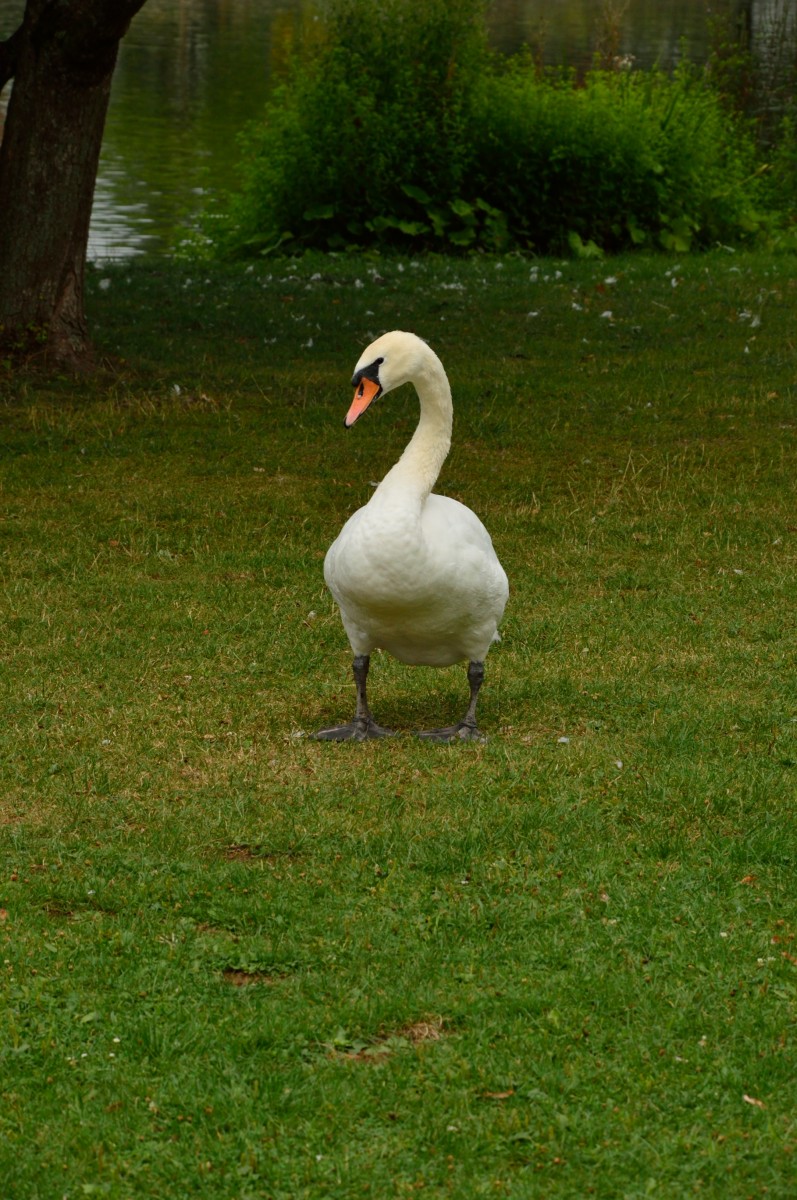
xmin=0 ymin=0 xmax=792 ymax=260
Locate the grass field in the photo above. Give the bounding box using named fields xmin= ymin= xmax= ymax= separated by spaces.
xmin=1 ymin=249 xmax=796 ymax=1197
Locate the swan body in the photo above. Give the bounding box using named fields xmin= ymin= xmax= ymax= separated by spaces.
xmin=315 ymin=330 xmax=508 ymax=741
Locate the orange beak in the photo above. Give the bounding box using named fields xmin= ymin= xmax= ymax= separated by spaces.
xmin=345 ymin=377 xmax=382 ymax=427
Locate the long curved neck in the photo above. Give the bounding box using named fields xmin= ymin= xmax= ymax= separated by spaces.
xmin=375 ymin=359 xmax=453 ymax=505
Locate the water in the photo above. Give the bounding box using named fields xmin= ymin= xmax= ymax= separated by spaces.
xmin=0 ymin=1 xmax=791 ymax=260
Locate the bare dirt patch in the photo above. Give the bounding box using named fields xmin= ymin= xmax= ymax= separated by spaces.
xmin=332 ymin=1017 xmax=446 ymax=1062
xmin=221 ymin=844 xmax=259 ymax=861
xmin=220 ymin=843 xmax=304 ymax=864
xmin=222 ymin=967 xmax=280 ymax=986
xmin=399 ymin=1019 xmax=444 ymax=1044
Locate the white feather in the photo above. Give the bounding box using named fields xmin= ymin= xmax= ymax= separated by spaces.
xmin=324 ymin=331 xmax=508 ymax=669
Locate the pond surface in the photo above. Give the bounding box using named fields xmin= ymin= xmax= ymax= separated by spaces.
xmin=0 ymin=0 xmax=791 ymax=259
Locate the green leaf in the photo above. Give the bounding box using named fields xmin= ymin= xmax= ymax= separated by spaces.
xmin=428 ymin=208 xmax=450 ymax=236
xmin=627 ymin=218 xmax=647 ymax=245
xmin=396 ymin=220 xmax=429 ymax=236
xmin=303 ymin=204 xmax=336 ymax=221
xmin=738 ymin=212 xmax=762 ymax=233
xmin=659 ymin=214 xmax=695 ymax=252
xmin=659 ymin=230 xmax=691 ymax=252
xmin=449 ymin=198 xmax=474 ymax=219
xmin=365 ymin=216 xmax=429 ymax=236
xmin=568 ymin=231 xmax=604 ymax=259
xmin=401 ymin=183 xmax=433 ymax=205
xmin=475 ymin=197 xmax=502 ymax=217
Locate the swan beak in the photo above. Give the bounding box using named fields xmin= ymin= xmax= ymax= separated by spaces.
xmin=345 ymin=377 xmax=382 ymax=427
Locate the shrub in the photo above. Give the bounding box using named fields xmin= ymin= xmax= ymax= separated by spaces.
xmin=466 ymin=64 xmax=766 ymax=254
xmin=210 ymin=0 xmax=776 ymax=257
xmin=214 ymin=0 xmax=489 ymax=256
xmin=762 ymin=114 xmax=797 ymax=224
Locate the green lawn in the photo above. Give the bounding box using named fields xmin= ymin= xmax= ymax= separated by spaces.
xmin=1 ymin=249 xmax=796 ymax=1198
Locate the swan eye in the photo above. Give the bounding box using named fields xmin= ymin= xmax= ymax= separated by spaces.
xmin=351 ymin=356 xmax=384 ymax=391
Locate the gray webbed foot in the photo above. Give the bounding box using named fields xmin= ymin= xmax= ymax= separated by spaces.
xmin=313 ymin=653 xmax=396 ymax=741
xmin=415 ymin=661 xmax=488 ymax=743
xmin=416 ymin=722 xmax=486 ymax=744
xmin=312 ymin=717 xmax=396 ymax=742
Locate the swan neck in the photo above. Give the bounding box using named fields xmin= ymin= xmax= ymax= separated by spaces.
xmin=379 ymin=363 xmax=452 ymax=501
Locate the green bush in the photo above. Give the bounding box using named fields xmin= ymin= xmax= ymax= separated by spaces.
xmin=467 ymin=64 xmax=766 ymax=254
xmin=762 ymin=113 xmax=797 ymax=223
xmin=214 ymin=0 xmax=489 ymax=256
xmin=209 ymin=0 xmax=779 ymax=258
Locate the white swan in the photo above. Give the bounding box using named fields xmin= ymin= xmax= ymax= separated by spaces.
xmin=314 ymin=330 xmax=508 ymax=742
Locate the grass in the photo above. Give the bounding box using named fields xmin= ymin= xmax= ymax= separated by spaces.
xmin=1 ymin=248 xmax=796 ymax=1197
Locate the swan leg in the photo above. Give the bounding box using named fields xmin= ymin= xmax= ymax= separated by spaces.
xmin=312 ymin=654 xmax=397 ymax=741
xmin=416 ymin=660 xmax=487 ymax=743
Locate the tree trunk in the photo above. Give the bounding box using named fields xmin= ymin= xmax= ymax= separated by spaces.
xmin=0 ymin=0 xmax=147 ymax=368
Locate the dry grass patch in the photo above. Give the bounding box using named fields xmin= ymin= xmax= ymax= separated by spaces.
xmin=398 ymin=1019 xmax=445 ymax=1044
xmin=221 ymin=843 xmax=260 ymax=861
xmin=222 ymin=968 xmax=281 ymax=987
xmin=330 ymin=1018 xmax=446 ymax=1062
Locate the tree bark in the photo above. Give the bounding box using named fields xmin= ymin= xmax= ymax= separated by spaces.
xmin=0 ymin=0 xmax=147 ymax=368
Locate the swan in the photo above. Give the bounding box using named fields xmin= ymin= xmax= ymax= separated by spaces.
xmin=313 ymin=330 xmax=508 ymax=743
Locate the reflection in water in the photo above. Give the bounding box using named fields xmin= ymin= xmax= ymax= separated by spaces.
xmin=0 ymin=1 xmax=793 ymax=260
xmin=90 ymin=159 xmax=156 ymax=260
xmin=93 ymin=0 xmax=303 ymax=259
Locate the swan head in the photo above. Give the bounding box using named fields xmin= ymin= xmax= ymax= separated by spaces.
xmin=345 ymin=330 xmax=435 ymax=427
